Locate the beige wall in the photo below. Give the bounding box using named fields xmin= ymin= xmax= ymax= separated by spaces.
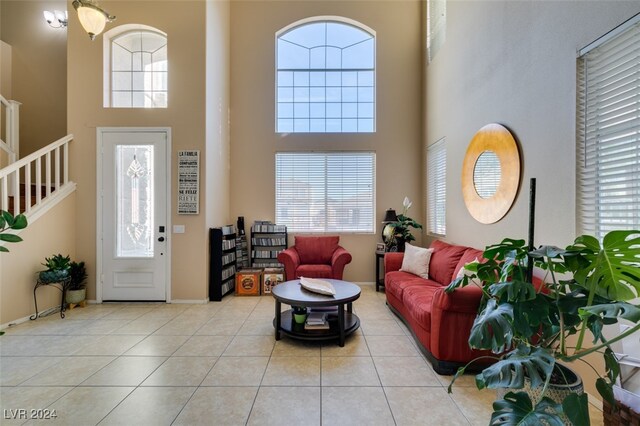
xmin=230 ymin=1 xmax=423 ymax=282
xmin=426 ymin=0 xmax=640 ymax=400
xmin=67 ymin=1 xmax=211 ymax=301
xmin=0 ymin=193 xmax=77 ymax=325
xmin=0 ymin=0 xmax=67 ymax=156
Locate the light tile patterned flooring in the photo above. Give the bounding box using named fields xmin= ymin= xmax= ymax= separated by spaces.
xmin=0 ymin=285 xmax=602 ymax=425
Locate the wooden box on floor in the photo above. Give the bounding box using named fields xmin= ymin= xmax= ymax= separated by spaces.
xmin=262 ymin=268 xmax=284 ymax=294
xmin=235 ymin=268 xmax=262 ymax=296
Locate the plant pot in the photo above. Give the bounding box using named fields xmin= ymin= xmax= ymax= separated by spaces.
xmin=292 ymin=307 xmax=307 ymax=324
xmin=497 ymin=363 xmax=583 ymax=425
xmin=66 ymin=288 xmax=86 ymax=305
xmin=39 ymin=269 xmax=69 ymax=283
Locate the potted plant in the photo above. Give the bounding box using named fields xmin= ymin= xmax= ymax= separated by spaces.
xmin=66 ymin=261 xmax=87 ymax=306
xmin=39 ymin=254 xmax=71 ymax=283
xmin=292 ymin=306 xmax=307 ymax=324
xmin=0 ymin=210 xmax=27 ymax=253
xmin=384 ymin=197 xmax=423 ymax=252
xmin=446 ymin=230 xmax=640 ymax=425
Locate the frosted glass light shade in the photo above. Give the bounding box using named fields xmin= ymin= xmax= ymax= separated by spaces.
xmin=72 ymin=0 xmax=115 ymax=40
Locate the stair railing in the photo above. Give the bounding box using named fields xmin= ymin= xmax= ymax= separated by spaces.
xmin=0 ymin=134 xmax=73 ymax=215
xmin=1 ymin=95 xmax=20 ymax=195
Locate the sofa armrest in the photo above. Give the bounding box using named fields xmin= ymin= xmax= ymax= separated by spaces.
xmin=430 ymin=284 xmax=486 ymax=363
xmin=277 ymin=247 xmax=300 ymax=281
xmin=331 ymin=246 xmax=352 ymax=280
xmin=384 ymin=252 xmax=404 ymax=273
xmin=432 ymin=284 xmax=483 ymax=314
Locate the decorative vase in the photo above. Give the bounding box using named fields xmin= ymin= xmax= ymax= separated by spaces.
xmin=66 ymin=288 xmax=86 ymax=305
xmin=39 ymin=269 xmax=69 ymax=283
xmin=496 ymin=363 xmax=583 ymax=425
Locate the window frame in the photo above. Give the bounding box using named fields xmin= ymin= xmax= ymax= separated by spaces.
xmin=103 ymin=24 xmax=168 ymax=109
xmin=427 ymin=138 xmax=446 ymax=236
xmin=275 ymin=151 xmax=376 ymax=234
xmin=275 ymin=16 xmax=377 ymax=134
xmin=576 ymin=14 xmax=640 ymax=239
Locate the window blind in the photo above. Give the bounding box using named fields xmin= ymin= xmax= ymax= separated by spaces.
xmin=275 ymin=152 xmax=375 ymax=233
xmin=576 ymin=19 xmax=640 ymax=239
xmin=427 ymin=138 xmax=446 ymax=235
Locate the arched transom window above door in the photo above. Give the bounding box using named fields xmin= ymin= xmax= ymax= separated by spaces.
xmin=104 ymin=25 xmax=167 ymax=108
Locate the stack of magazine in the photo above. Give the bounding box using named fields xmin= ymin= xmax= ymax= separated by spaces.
xmin=304 ymin=311 xmax=329 ymax=330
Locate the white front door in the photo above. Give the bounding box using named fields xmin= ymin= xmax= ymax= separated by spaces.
xmin=98 ymin=128 xmax=171 ymax=301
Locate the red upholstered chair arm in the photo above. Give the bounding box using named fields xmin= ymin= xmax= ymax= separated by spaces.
xmin=384 ymin=253 xmax=404 ymax=273
xmin=330 ymin=246 xmax=352 ymax=280
xmin=277 ymin=247 xmax=300 ymax=281
xmin=432 ymin=284 xmax=484 ymax=314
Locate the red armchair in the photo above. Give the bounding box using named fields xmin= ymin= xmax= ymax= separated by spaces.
xmin=277 ymin=236 xmax=352 ymax=280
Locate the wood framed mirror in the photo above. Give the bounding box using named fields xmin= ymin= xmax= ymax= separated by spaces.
xmin=462 ymin=123 xmax=521 ymax=224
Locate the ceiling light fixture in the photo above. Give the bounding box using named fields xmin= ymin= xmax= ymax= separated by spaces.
xmin=43 ymin=10 xmax=68 ymax=28
xmin=72 ymin=0 xmax=115 ymax=41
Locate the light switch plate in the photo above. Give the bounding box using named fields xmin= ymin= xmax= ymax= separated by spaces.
xmin=173 ymin=225 xmax=185 ymax=234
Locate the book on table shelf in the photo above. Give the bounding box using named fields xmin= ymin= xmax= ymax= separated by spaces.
xmin=304 ymin=311 xmax=329 ymax=330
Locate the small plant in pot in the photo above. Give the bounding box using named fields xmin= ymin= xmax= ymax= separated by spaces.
xmin=66 ymin=261 xmax=87 ymax=306
xmin=39 ymin=254 xmax=71 ymax=283
xmin=446 ymin=230 xmax=640 ymax=425
xmin=292 ymin=306 xmax=307 ymax=324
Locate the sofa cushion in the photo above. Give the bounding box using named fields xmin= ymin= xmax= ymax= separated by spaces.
xmin=403 ymin=285 xmax=439 ymax=330
xmin=452 ymin=248 xmax=484 ymax=283
xmin=400 ymin=244 xmax=434 ymax=279
xmin=385 ymin=271 xmax=440 ymax=303
xmin=296 ymin=264 xmax=333 ymax=278
xmin=295 ymin=236 xmax=339 ymax=264
xmin=428 ymin=240 xmax=469 ymax=284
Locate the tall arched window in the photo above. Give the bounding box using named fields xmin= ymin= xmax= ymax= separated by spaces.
xmin=276 ymin=17 xmax=376 ymax=133
xmin=104 ymin=25 xmax=167 ymax=108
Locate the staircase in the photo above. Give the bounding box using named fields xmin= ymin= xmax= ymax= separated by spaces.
xmin=0 ymin=134 xmax=74 ymax=216
xmin=7 ymin=184 xmax=54 ymax=214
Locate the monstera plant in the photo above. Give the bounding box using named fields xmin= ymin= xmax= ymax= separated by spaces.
xmin=0 ymin=210 xmax=27 ymax=252
xmin=446 ymin=230 xmax=640 ymax=425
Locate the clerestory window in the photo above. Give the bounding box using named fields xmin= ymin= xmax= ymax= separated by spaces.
xmin=276 ymin=17 xmax=376 ymax=133
xmin=104 ymin=26 xmax=167 ymax=108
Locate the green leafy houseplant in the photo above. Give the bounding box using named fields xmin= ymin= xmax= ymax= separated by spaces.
xmin=39 ymin=254 xmax=72 ymax=283
xmin=0 ymin=210 xmax=28 ymax=252
xmin=385 ymin=197 xmax=423 ymax=250
xmin=446 ymin=230 xmax=640 ymax=425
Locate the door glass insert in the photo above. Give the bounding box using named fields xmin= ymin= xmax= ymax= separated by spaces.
xmin=116 ymin=144 xmax=154 ymax=257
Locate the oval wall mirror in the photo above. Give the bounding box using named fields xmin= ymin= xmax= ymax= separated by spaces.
xmin=462 ymin=124 xmax=521 ymax=224
xmin=473 ymin=150 xmax=501 ymax=199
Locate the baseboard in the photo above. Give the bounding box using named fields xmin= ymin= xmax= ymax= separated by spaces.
xmin=587 ymin=391 xmax=603 ymax=411
xmin=1 ymin=313 xmax=33 ymax=330
xmin=171 ymin=299 xmax=209 ymax=304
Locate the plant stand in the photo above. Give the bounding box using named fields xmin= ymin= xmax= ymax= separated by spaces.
xmin=68 ymin=300 xmax=87 ymax=310
xmin=30 ymin=277 xmax=72 ymax=320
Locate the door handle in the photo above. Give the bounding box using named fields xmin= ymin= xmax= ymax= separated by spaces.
xmin=158 ymin=236 xmax=165 ymax=242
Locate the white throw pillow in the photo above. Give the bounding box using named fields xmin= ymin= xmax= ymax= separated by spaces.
xmin=399 ymin=243 xmax=434 ymax=279
xmin=455 ymin=258 xmax=483 ymax=286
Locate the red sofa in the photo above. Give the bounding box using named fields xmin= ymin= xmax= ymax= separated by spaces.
xmin=384 ymin=240 xmax=490 ymax=375
xmin=277 ymin=236 xmax=352 ymax=280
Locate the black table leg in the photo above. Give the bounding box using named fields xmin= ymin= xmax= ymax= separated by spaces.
xmin=338 ymin=304 xmax=345 ymax=347
xmin=347 ymin=302 xmax=353 ymax=313
xmin=274 ymin=300 xmax=281 ymax=340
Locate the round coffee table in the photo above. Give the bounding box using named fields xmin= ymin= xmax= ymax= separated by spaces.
xmin=272 ymin=279 xmax=361 ymax=347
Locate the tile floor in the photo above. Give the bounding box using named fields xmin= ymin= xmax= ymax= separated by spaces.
xmin=0 ymin=285 xmax=603 ymax=425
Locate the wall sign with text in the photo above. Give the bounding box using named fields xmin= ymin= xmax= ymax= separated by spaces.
xmin=177 ymin=150 xmax=200 ymax=214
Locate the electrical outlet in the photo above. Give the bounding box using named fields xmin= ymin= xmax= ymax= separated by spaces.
xmin=173 ymin=225 xmax=185 ymax=234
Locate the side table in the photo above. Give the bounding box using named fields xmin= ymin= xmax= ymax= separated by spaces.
xmin=30 ymin=277 xmax=72 ymax=320
xmin=375 ymin=250 xmax=385 ymax=292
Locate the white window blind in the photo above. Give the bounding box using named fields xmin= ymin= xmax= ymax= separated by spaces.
xmin=577 ymin=18 xmax=640 ymax=239
xmin=275 ymin=152 xmax=375 ymax=233
xmin=427 ymin=138 xmax=446 ymax=235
